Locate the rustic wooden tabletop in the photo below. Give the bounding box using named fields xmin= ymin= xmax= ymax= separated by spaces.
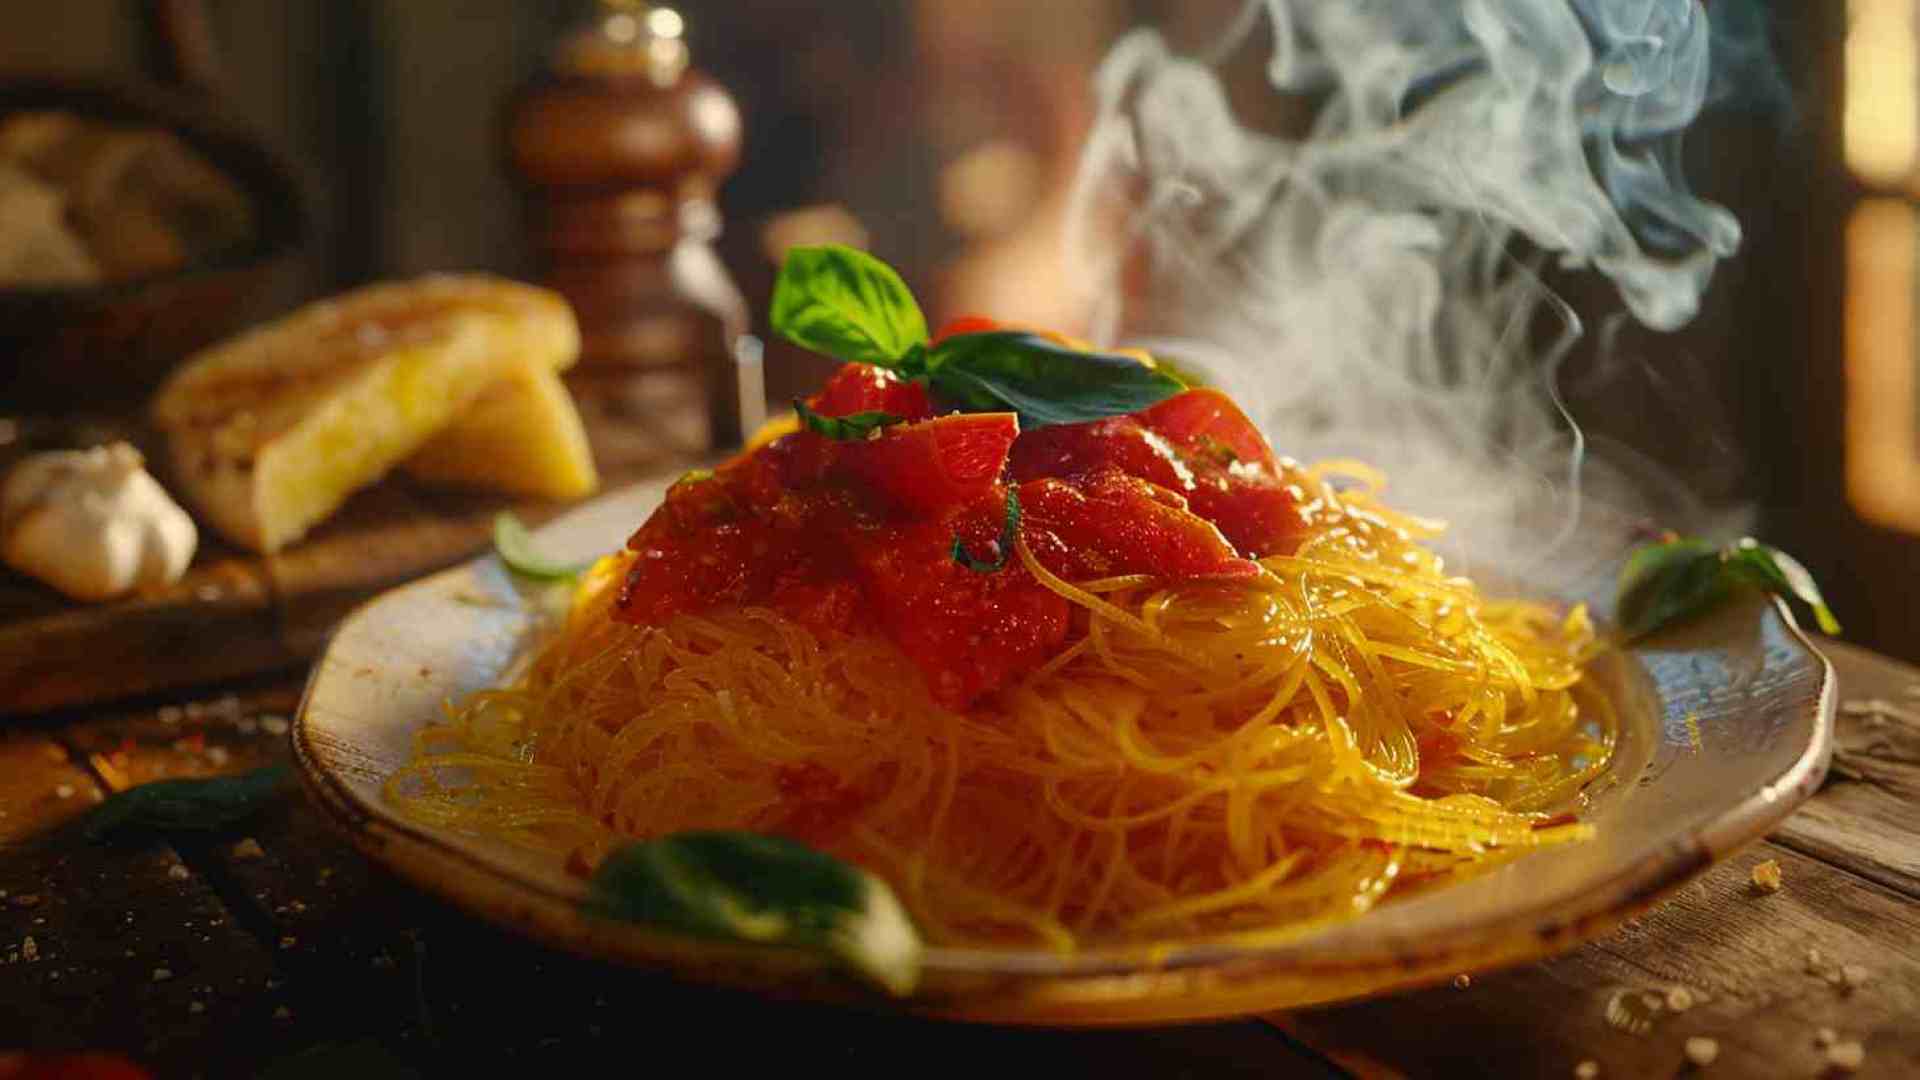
xmin=2 ymin=639 xmax=1914 ymax=1078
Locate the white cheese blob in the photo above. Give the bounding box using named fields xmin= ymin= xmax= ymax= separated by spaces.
xmin=1 ymin=442 xmax=198 ymax=602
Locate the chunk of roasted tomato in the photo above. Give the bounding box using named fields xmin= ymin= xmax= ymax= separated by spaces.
xmin=807 ymin=362 xmax=934 ymax=421
xmin=835 ymin=412 xmax=1019 ymax=519
xmin=1019 ymin=469 xmax=1263 ymax=582
xmin=1008 ymin=389 xmax=1307 ymax=558
xmin=851 ymin=492 xmax=1070 ymax=709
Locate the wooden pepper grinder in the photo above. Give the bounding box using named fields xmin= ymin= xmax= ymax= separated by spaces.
xmin=505 ymin=0 xmax=761 ymax=468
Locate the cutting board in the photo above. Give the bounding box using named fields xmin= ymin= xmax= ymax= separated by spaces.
xmin=0 ymin=414 xmax=696 ymax=716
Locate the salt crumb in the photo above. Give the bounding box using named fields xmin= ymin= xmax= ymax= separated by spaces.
xmin=1840 ymin=964 xmax=1870 ymax=991
xmin=1749 ymin=859 xmax=1782 ymax=893
xmin=1574 ymin=1060 xmax=1600 ymax=1079
xmin=1815 ymin=1027 xmax=1838 ymax=1048
xmin=1683 ymin=1036 xmax=1719 ymax=1067
xmin=53 ymin=784 xmax=74 ymax=800
xmin=1805 ymin=948 xmax=1824 ymax=973
xmin=1665 ymin=986 xmax=1696 ymax=1012
xmin=260 ymin=715 xmax=289 ymax=736
xmin=188 ymin=1001 xmax=205 ymax=1015
xmin=205 ymin=746 xmax=230 ymax=767
xmin=167 ymin=865 xmax=189 ymax=882
xmin=231 ymin=838 xmax=265 ymax=860
xmin=273 ymin=1005 xmax=292 ymax=1020
xmin=152 ymin=967 xmax=172 ymax=982
xmin=1826 ymin=1041 xmax=1865 ymax=1072
xmin=21 ymin=937 xmax=38 ymax=962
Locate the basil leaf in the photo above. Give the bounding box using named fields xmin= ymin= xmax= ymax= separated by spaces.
xmin=952 ymin=486 xmax=1021 ymax=573
xmin=1725 ymin=540 xmax=1842 ymax=635
xmin=586 ymin=831 xmax=922 ymax=996
xmin=927 ymin=331 xmax=1186 ymax=428
xmin=493 ymin=512 xmax=587 ymax=582
xmin=1615 ymin=538 xmax=1728 ymax=640
xmin=770 ymin=245 xmax=929 ymax=367
xmin=793 ymin=399 xmax=901 ymax=441
xmin=77 ymin=765 xmax=291 ymax=842
xmin=1615 ymin=536 xmax=1842 ymax=641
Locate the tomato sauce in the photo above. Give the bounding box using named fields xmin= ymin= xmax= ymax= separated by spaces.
xmin=617 ymin=361 xmax=1309 ymax=708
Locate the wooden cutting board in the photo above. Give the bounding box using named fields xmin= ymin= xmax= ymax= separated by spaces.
xmin=0 ymin=414 xmax=695 ymax=716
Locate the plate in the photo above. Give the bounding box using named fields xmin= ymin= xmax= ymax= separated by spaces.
xmin=293 ymin=476 xmax=1834 ymax=1025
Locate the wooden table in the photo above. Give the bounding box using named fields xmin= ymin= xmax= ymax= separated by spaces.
xmin=3 ymin=641 xmax=1915 ymax=1078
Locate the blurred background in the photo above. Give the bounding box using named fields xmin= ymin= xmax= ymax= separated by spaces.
xmin=1 ymin=1 xmax=1916 ymax=663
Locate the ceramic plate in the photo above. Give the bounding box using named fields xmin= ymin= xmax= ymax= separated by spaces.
xmin=293 ymin=477 xmax=1834 ymax=1025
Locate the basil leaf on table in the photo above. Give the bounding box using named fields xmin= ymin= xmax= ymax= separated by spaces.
xmin=1615 ymin=537 xmax=1840 ymax=641
xmin=926 ymin=331 xmax=1186 ymax=428
xmin=77 ymin=765 xmax=292 ymax=842
xmin=793 ymin=399 xmax=901 ymax=441
xmin=770 ymin=245 xmax=930 ymax=368
xmin=492 ymin=512 xmax=588 ymax=582
xmin=586 ymin=831 xmax=923 ymax=996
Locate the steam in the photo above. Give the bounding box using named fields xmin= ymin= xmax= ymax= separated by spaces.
xmin=1066 ymin=0 xmax=1762 ymax=597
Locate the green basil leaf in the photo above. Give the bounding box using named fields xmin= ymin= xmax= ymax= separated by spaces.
xmin=1616 ymin=536 xmax=1842 ymax=641
xmin=952 ymin=486 xmax=1021 ymax=573
xmin=586 ymin=831 xmax=923 ymax=996
xmin=493 ymin=512 xmax=587 ymax=582
xmin=793 ymin=399 xmax=901 ymax=441
xmin=77 ymin=765 xmax=292 ymax=842
xmin=927 ymin=331 xmax=1186 ymax=428
xmin=770 ymin=245 xmax=929 ymax=367
xmin=1614 ymin=538 xmax=1728 ymax=640
xmin=1724 ymin=540 xmax=1843 ymax=635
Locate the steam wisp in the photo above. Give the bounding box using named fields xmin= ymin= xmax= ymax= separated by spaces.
xmin=1066 ymin=0 xmax=1763 ymax=598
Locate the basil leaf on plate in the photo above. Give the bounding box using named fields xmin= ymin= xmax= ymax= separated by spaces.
xmin=492 ymin=512 xmax=587 ymax=582
xmin=771 ymin=245 xmax=929 ymax=369
xmin=586 ymin=831 xmax=923 ymax=996
xmin=793 ymin=399 xmax=901 ymax=441
xmin=78 ymin=765 xmax=292 ymax=842
xmin=927 ymin=331 xmax=1186 ymax=428
xmin=1723 ymin=540 xmax=1842 ymax=635
xmin=1615 ymin=536 xmax=1840 ymax=641
xmin=952 ymin=486 xmax=1021 ymax=574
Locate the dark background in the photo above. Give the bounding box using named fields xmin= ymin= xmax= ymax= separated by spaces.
xmin=3 ymin=1 xmax=1914 ymax=665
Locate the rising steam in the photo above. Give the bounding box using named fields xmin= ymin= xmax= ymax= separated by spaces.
xmin=1066 ymin=0 xmax=1762 ymax=598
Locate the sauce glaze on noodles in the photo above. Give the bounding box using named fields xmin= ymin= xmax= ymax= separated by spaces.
xmin=387 ymin=461 xmax=1612 ymax=950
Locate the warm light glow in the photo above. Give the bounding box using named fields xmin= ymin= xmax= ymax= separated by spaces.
xmin=1845 ymin=0 xmax=1919 ymax=186
xmin=1844 ymin=198 xmax=1920 ymax=532
xmin=646 ymin=7 xmax=685 ymax=40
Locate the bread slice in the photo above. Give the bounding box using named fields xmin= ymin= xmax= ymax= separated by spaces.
xmin=403 ymin=362 xmax=598 ymax=500
xmin=151 ymin=276 xmax=579 ymax=553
